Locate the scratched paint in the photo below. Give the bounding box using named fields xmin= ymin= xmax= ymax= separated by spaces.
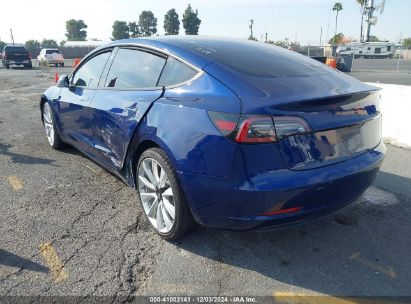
xmin=39 ymin=242 xmax=68 ymax=283
xmin=7 ymin=176 xmax=23 ymax=190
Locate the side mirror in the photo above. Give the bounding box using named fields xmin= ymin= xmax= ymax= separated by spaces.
xmin=57 ymin=75 xmax=69 ymax=88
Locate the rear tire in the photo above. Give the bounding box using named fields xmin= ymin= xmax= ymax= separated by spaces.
xmin=42 ymin=102 xmax=65 ymax=149
xmin=5 ymin=64 xmax=10 ymax=69
xmin=136 ymin=148 xmax=196 ymax=240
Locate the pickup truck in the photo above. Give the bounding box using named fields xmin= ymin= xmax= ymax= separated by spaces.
xmin=1 ymin=44 xmax=32 ymax=69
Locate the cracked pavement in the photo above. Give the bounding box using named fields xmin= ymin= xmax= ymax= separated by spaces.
xmin=0 ymin=67 xmax=410 ymax=298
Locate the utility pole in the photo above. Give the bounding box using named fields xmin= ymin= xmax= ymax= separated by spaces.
xmin=10 ymin=28 xmax=15 ymax=44
xmin=365 ymin=0 xmax=375 ymax=42
xmin=249 ymin=19 xmax=254 ymax=39
xmin=265 ymin=33 xmax=268 ymax=43
xmin=319 ymin=27 xmax=323 ymax=47
xmin=396 ymin=32 xmax=403 ymax=72
xmin=360 ymin=2 xmax=365 ymax=41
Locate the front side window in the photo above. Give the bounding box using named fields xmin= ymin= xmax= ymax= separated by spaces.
xmin=72 ymin=51 xmax=111 ymax=88
xmin=105 ymin=48 xmax=166 ymax=89
xmin=157 ymin=57 xmax=198 ymax=87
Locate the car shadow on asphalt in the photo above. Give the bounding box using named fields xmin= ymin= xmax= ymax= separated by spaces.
xmin=173 ymin=172 xmax=409 ymax=295
xmin=0 ymin=141 xmax=58 ymax=166
xmin=0 ymin=249 xmax=48 ymax=273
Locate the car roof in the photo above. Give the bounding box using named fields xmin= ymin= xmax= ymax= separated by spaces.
xmin=5 ymin=44 xmax=26 ymax=48
xmin=98 ymin=36 xmax=217 ymax=69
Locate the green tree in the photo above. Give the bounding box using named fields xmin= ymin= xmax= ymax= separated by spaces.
xmin=182 ymin=4 xmax=201 ymax=35
xmin=138 ymin=11 xmax=157 ymax=37
xmin=164 ymin=9 xmax=180 ymax=35
xmin=329 ymin=33 xmax=345 ymax=44
xmin=128 ymin=22 xmax=140 ymax=38
xmin=0 ymin=40 xmax=7 ymax=51
xmin=25 ymin=40 xmax=41 ymax=48
xmin=65 ymin=19 xmax=88 ymax=41
xmin=112 ymin=21 xmax=130 ymax=40
xmin=41 ymin=39 xmax=58 ymax=47
xmin=268 ymin=40 xmax=287 ymax=47
xmin=332 ymin=2 xmax=343 ymax=44
xmin=403 ymin=38 xmax=411 ymax=49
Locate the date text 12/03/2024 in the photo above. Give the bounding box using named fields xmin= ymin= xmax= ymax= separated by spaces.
xmin=149 ymin=297 xmax=258 ymax=303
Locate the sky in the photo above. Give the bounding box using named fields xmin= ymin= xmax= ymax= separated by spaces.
xmin=1 ymin=0 xmax=410 ymax=45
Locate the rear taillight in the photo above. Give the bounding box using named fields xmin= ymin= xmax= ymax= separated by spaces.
xmin=208 ymin=111 xmax=310 ymax=144
xmin=29 ymin=52 xmax=32 ymax=59
xmin=4 ymin=53 xmax=7 ymax=60
xmin=273 ymin=116 xmax=310 ymax=139
xmin=235 ymin=116 xmax=276 ymax=143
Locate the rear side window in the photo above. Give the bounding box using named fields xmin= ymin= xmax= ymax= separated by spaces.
xmin=157 ymin=57 xmax=198 ymax=87
xmin=165 ymin=38 xmax=330 ymax=78
xmin=72 ymin=51 xmax=111 ymax=88
xmin=46 ymin=49 xmax=60 ymax=54
xmin=105 ymin=48 xmax=166 ymax=89
xmin=5 ymin=46 xmax=27 ymax=53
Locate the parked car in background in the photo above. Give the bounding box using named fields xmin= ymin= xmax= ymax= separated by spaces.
xmin=1 ymin=44 xmax=32 ymax=69
xmin=37 ymin=48 xmax=64 ymax=67
xmin=40 ymin=37 xmax=385 ymax=240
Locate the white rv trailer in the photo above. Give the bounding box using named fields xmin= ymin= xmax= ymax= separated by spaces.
xmin=336 ymin=42 xmax=395 ymax=59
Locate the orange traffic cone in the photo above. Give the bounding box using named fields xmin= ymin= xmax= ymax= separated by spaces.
xmin=55 ymin=73 xmax=59 ymax=83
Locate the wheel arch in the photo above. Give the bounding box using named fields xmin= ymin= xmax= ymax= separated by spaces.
xmin=39 ymin=95 xmax=48 ymax=123
xmin=121 ymin=118 xmax=182 ymax=189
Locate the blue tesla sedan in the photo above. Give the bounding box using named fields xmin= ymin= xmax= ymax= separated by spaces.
xmin=40 ymin=36 xmax=385 ymax=240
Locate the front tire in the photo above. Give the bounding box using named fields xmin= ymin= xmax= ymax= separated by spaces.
xmin=136 ymin=148 xmax=196 ymax=240
xmin=42 ymin=102 xmax=65 ymax=149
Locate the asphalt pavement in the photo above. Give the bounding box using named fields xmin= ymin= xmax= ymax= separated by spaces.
xmin=0 ymin=67 xmax=410 ymax=299
xmin=349 ymin=59 xmax=411 ymax=85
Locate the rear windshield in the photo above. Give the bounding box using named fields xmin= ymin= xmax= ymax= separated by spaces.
xmin=4 ymin=46 xmax=27 ymax=53
xmin=46 ymin=49 xmax=60 ymax=54
xmin=165 ymin=38 xmax=329 ymax=78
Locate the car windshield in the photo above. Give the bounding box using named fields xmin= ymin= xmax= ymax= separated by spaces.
xmin=5 ymin=46 xmax=27 ymax=53
xmin=163 ymin=38 xmax=329 ymax=78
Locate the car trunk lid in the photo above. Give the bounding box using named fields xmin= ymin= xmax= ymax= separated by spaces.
xmin=204 ymin=63 xmax=382 ymax=170
xmin=7 ymin=51 xmax=30 ymax=61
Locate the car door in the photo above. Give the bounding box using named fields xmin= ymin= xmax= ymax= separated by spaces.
xmin=89 ymin=47 xmax=167 ymax=169
xmin=57 ymin=50 xmax=111 ymax=152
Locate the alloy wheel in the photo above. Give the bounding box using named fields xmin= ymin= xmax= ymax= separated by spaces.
xmin=43 ymin=104 xmax=55 ymax=146
xmin=138 ymin=158 xmax=176 ymax=233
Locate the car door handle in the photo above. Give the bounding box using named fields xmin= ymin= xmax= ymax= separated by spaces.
xmin=80 ymin=97 xmax=89 ymax=102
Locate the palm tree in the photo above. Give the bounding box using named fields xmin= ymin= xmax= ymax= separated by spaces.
xmin=357 ymin=0 xmax=366 ymax=41
xmin=332 ymin=2 xmax=343 ymax=44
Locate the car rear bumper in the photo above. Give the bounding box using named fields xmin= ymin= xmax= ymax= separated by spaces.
xmin=179 ymin=141 xmax=386 ymax=230
xmin=4 ymin=60 xmax=32 ymax=66
xmin=42 ymin=59 xmax=64 ymax=64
